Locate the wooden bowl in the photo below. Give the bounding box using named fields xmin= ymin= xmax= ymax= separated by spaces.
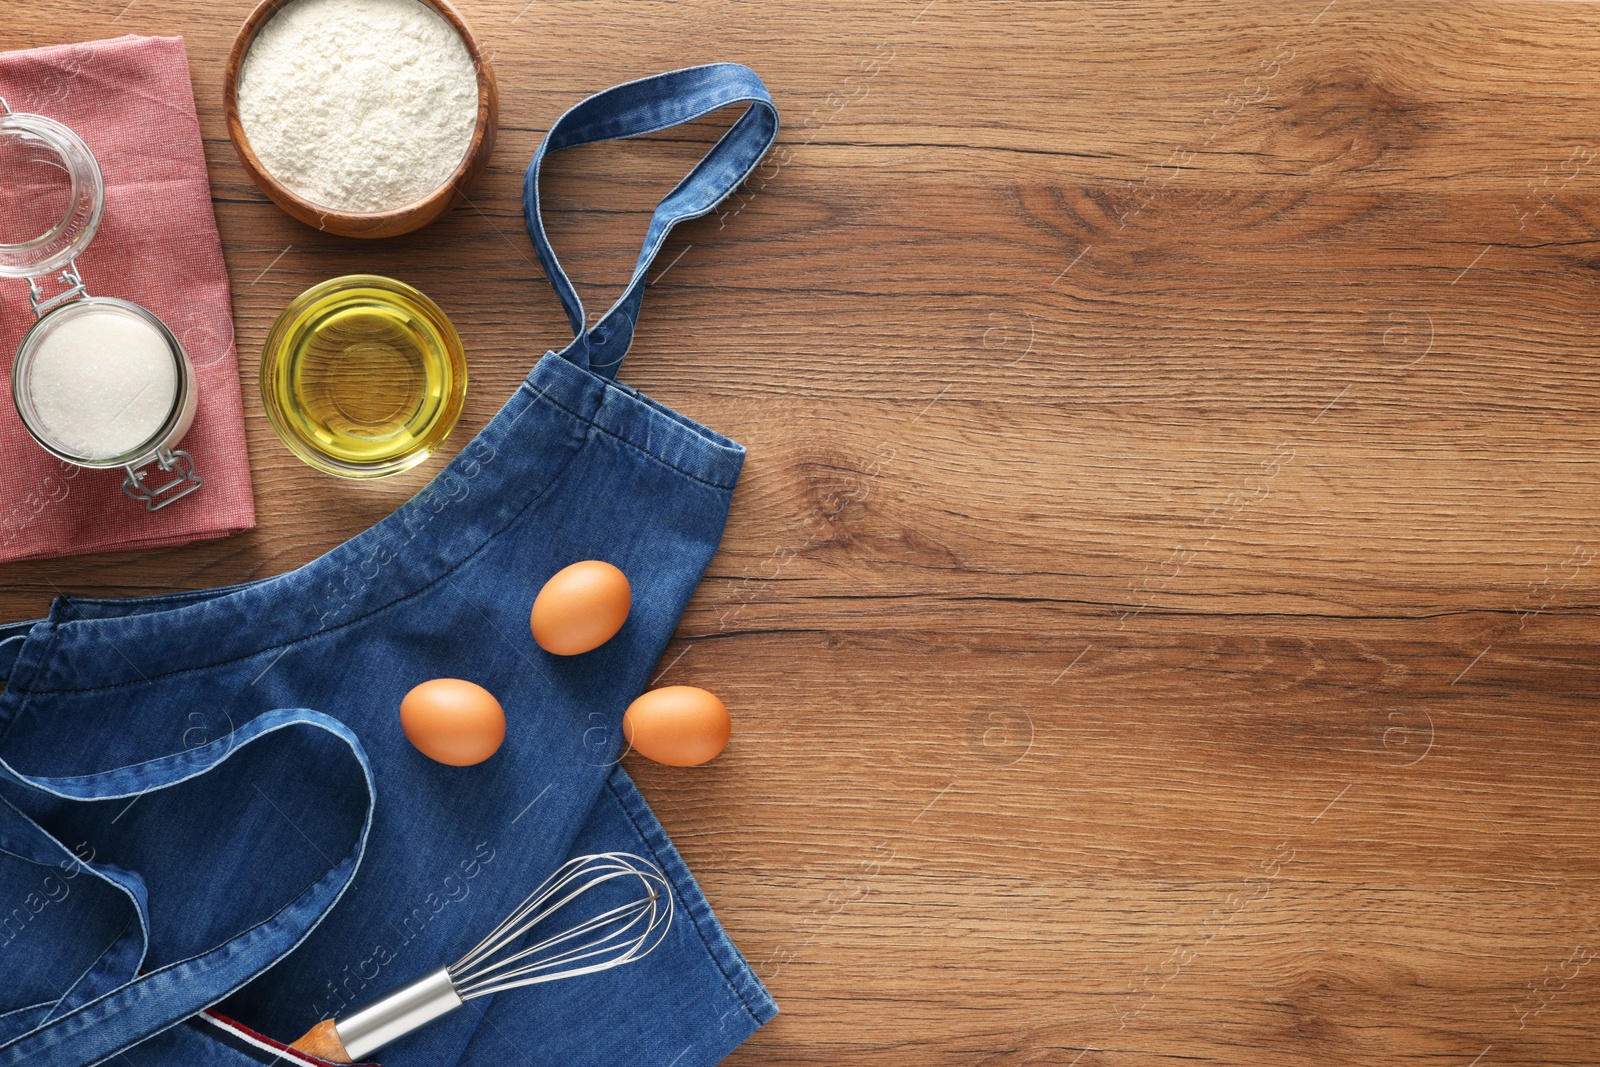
xmin=223 ymin=0 xmax=498 ymax=240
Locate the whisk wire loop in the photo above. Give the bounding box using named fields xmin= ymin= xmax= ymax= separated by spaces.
xmin=447 ymin=852 xmax=673 ymax=1000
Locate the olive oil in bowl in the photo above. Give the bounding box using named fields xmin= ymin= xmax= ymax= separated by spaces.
xmin=261 ymin=275 xmax=467 ymax=478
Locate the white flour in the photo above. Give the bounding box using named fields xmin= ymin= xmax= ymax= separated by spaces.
xmin=238 ymin=0 xmax=478 ymax=213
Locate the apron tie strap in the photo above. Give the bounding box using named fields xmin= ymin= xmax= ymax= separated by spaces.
xmin=0 ymin=708 xmax=374 ymax=1067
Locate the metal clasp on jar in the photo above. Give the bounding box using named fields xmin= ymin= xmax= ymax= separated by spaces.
xmin=27 ymin=261 xmax=90 ymax=318
xmin=121 ymin=448 xmax=203 ymax=511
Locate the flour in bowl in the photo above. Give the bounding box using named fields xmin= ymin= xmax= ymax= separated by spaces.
xmin=238 ymin=0 xmax=479 ymax=213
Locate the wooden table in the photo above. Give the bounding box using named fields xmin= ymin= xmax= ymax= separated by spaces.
xmin=6 ymin=1 xmax=1600 ymax=1063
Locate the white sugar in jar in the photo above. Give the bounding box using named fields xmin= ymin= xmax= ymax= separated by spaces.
xmin=0 ymin=99 xmax=203 ymax=509
xmin=13 ymin=299 xmax=197 ymax=466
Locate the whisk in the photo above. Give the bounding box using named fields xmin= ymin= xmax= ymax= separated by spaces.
xmin=292 ymin=852 xmax=673 ymax=1062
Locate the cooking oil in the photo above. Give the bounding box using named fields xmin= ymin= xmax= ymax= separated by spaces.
xmin=261 ymin=275 xmax=466 ymax=478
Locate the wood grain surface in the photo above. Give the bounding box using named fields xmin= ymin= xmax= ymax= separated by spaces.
xmin=5 ymin=1 xmax=1600 ymax=1063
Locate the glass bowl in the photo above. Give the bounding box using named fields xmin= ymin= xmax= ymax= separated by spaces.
xmin=261 ymin=274 xmax=468 ymax=478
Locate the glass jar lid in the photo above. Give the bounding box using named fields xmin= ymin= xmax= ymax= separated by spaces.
xmin=0 ymin=99 xmax=104 ymax=281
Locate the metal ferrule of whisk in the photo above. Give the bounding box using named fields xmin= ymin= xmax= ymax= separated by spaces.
xmin=321 ymin=852 xmax=673 ymax=1061
xmin=334 ymin=966 xmax=463 ymax=1061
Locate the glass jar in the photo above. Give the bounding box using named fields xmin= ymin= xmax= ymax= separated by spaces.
xmin=0 ymin=98 xmax=202 ymax=510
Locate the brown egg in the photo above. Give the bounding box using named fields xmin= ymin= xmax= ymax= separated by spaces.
xmin=622 ymin=686 xmax=731 ymax=767
xmin=400 ymin=678 xmax=506 ymax=766
xmin=531 ymin=560 xmax=632 ymax=656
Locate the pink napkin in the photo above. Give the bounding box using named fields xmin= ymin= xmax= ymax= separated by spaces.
xmin=0 ymin=35 xmax=254 ymax=563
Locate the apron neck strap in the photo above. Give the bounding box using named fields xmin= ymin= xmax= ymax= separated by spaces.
xmin=522 ymin=63 xmax=779 ymax=378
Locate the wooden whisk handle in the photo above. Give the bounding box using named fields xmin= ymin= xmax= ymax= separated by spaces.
xmin=291 ymin=1018 xmax=354 ymax=1063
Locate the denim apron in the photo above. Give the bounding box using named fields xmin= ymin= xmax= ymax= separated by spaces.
xmin=0 ymin=63 xmax=779 ymax=1067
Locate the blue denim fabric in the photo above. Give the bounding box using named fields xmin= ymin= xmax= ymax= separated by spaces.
xmin=0 ymin=63 xmax=779 ymax=1067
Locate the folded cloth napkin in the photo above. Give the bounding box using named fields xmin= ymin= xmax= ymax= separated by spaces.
xmin=0 ymin=35 xmax=254 ymax=563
